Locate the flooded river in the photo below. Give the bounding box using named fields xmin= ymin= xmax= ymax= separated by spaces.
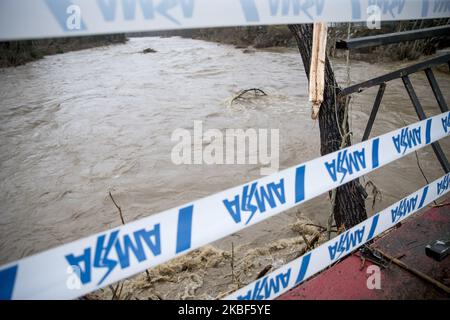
xmin=0 ymin=37 xmax=449 ymax=295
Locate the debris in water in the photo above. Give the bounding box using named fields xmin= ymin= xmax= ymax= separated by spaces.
xmin=230 ymin=88 xmax=267 ymax=105
xmin=243 ymin=48 xmax=256 ymax=54
xmin=143 ymin=48 xmax=157 ymax=54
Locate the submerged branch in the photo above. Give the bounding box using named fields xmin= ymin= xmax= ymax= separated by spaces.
xmin=109 ymin=191 xmax=125 ymax=225
xmin=231 ymin=88 xmax=267 ymax=104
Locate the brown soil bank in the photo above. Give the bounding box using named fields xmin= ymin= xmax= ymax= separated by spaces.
xmin=0 ymin=34 xmax=127 ymax=68
xmin=140 ymin=19 xmax=450 ymax=62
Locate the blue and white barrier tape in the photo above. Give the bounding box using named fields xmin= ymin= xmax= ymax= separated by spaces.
xmin=1 ymin=0 xmax=449 ymax=41
xmin=0 ymin=112 xmax=449 ymax=299
xmin=225 ymin=172 xmax=450 ymax=300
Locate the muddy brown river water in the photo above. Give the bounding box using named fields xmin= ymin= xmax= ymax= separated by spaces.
xmin=0 ymin=37 xmax=449 ymax=292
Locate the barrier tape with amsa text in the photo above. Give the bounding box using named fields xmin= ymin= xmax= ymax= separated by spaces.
xmin=0 ymin=112 xmax=449 ymax=299
xmin=1 ymin=0 xmax=450 ymax=41
xmin=225 ymin=173 xmax=450 ymax=300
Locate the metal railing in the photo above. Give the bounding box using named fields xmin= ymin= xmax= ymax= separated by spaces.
xmin=339 ymin=53 xmax=450 ymax=173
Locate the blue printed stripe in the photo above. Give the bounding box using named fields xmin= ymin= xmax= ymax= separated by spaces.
xmin=372 ymin=138 xmax=380 ymax=169
xmin=366 ymin=214 xmax=379 ymax=241
xmin=351 ymin=0 xmax=361 ymax=19
xmin=0 ymin=265 xmax=18 ymax=300
xmin=295 ymin=166 xmax=306 ymax=203
xmin=421 ymin=0 xmax=429 ymax=17
xmin=239 ymin=0 xmax=260 ymax=22
xmin=425 ymin=119 xmax=432 ymax=144
xmin=295 ymin=252 xmax=311 ymax=285
xmin=418 ymin=186 xmax=429 ymax=209
xmin=176 ymin=205 xmax=194 ymax=254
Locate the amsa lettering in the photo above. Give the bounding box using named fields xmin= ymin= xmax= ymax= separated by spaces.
xmin=237 ymin=269 xmax=291 ymax=300
xmin=240 ymin=0 xmax=326 ymax=22
xmin=368 ymin=0 xmax=406 ymax=18
xmin=422 ymin=0 xmax=450 ymax=17
xmin=223 ymin=179 xmax=286 ymax=225
xmin=325 ymin=148 xmax=366 ymax=183
xmin=97 ymin=0 xmax=195 ymax=24
xmin=437 ymin=174 xmax=450 ymax=195
xmin=65 ymin=223 xmax=161 ymax=286
xmin=45 ymin=0 xmax=196 ymax=27
xmin=442 ymin=113 xmax=450 ymax=133
xmin=391 ymin=195 xmax=418 ymax=223
xmin=392 ymin=126 xmax=422 ymax=154
xmin=264 ymin=0 xmax=325 ymax=19
xmin=391 ymin=185 xmax=429 ymax=223
xmin=328 ymin=226 xmax=365 ymax=261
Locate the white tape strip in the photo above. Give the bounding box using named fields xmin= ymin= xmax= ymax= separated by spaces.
xmin=1 ymin=0 xmax=449 ymax=41
xmin=0 ymin=112 xmax=449 ymax=299
xmin=224 ymin=172 xmax=450 ymax=300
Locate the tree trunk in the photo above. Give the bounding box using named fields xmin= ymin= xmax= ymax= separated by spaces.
xmin=288 ymin=24 xmax=367 ymax=229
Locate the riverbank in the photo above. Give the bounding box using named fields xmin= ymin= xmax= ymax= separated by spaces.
xmin=0 ymin=34 xmax=127 ymax=68
xmin=140 ymin=20 xmax=450 ymax=63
